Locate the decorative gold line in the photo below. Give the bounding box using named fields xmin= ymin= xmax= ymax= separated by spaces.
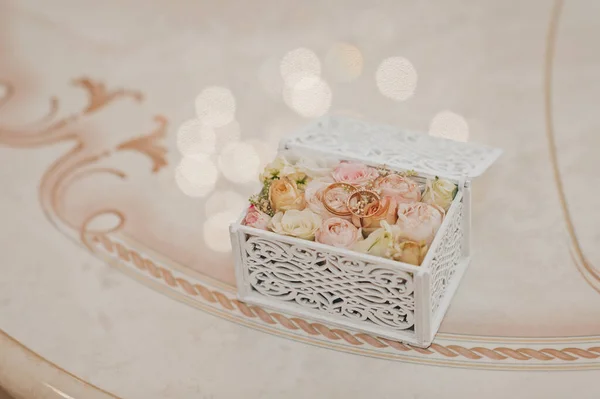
xmin=0 ymin=329 xmax=121 ymax=399
xmin=544 ymin=0 xmax=600 ymax=293
xmin=84 ymin=232 xmax=600 ymax=367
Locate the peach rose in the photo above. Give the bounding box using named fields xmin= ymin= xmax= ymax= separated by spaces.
xmin=332 ymin=161 xmax=379 ymax=186
xmin=376 ymin=174 xmax=421 ymax=203
xmin=315 ymin=218 xmax=361 ymax=249
xmin=351 ymin=196 xmax=398 ymax=235
xmin=243 ymin=205 xmax=271 ymax=230
xmin=395 ymin=202 xmax=444 ymax=245
xmin=269 ymin=177 xmax=306 ymax=212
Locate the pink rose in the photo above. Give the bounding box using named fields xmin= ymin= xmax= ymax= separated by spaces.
xmin=395 ymin=202 xmax=444 ymax=245
xmin=316 ymin=217 xmax=361 ymax=249
xmin=304 ymin=178 xmax=351 ymax=221
xmin=352 ymin=196 xmax=398 ymax=235
xmin=376 ymin=174 xmax=421 ymax=203
xmin=243 ymin=205 xmax=271 ymax=230
xmin=332 ymin=161 xmax=379 ymax=186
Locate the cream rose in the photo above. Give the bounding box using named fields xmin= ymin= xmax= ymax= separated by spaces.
xmin=395 ymin=202 xmax=444 ymax=245
xmin=389 ymin=239 xmax=428 ymax=266
xmin=260 ymin=152 xmax=332 ymax=186
xmin=352 ymin=196 xmax=398 ymax=235
xmin=315 ymin=218 xmax=361 ymax=249
xmin=269 ymin=177 xmax=306 ymax=212
xmin=332 ymin=161 xmax=379 ymax=186
xmin=269 ymin=209 xmax=322 ymax=240
xmin=243 ymin=205 xmax=271 ymax=230
xmin=286 ymin=153 xmax=334 ymax=180
xmin=422 ymin=177 xmax=457 ymax=211
xmin=353 ymin=221 xmax=397 ymax=257
xmin=376 ymin=174 xmax=421 ymax=203
xmin=260 ymin=156 xmax=288 ymax=182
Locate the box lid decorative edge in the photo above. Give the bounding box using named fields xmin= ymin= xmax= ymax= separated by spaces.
xmin=281 ymin=116 xmax=502 ymax=179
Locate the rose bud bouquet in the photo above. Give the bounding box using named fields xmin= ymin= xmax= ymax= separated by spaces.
xmin=244 ymin=151 xmax=457 ymax=266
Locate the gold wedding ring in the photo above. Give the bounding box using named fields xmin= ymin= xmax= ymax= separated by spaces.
xmin=322 ymin=182 xmax=357 ymax=217
xmin=346 ymin=189 xmax=381 ymax=218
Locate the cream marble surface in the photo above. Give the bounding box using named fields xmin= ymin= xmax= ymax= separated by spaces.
xmin=1 ymin=0 xmax=600 ymax=398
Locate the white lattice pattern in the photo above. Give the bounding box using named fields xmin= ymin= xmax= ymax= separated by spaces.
xmin=430 ymin=200 xmax=464 ymax=313
xmin=243 ymin=236 xmax=416 ymax=331
xmin=284 ymin=116 xmax=501 ymax=179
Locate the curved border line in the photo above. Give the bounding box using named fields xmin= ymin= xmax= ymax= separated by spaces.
xmin=82 ymin=231 xmax=600 ymax=370
xmin=0 ymin=329 xmax=121 ymax=399
xmin=544 ymin=0 xmax=600 ymax=293
xmin=120 ymin=233 xmax=600 ymax=344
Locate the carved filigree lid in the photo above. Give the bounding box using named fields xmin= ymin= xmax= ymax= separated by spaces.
xmin=281 ymin=116 xmax=502 ymax=180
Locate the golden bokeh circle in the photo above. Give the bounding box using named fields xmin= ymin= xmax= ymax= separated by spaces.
xmin=325 ymin=43 xmax=364 ymax=82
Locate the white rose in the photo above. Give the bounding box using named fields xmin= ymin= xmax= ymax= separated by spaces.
xmin=260 ymin=156 xmax=289 ymax=182
xmin=284 ymin=151 xmax=335 ymax=179
xmin=353 ymin=221 xmax=397 ymax=257
xmin=269 ymin=209 xmax=322 ymax=240
xmin=422 ymin=177 xmax=457 ymax=211
xmin=260 ymin=151 xmax=332 ymax=187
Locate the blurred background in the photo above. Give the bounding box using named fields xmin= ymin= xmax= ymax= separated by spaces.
xmin=1 ymin=0 xmax=600 ymax=398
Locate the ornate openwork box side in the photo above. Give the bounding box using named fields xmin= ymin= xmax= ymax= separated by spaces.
xmin=230 ymin=116 xmax=500 ymax=347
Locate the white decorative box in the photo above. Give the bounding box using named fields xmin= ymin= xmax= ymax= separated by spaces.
xmin=230 ymin=116 xmax=501 ymax=348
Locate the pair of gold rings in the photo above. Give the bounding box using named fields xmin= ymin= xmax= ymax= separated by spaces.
xmin=321 ymin=182 xmax=381 ymax=218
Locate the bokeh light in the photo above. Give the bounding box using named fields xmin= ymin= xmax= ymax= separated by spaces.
xmin=280 ymin=47 xmax=321 ymax=87
xmin=376 ymin=57 xmax=417 ymax=101
xmin=205 ymin=190 xmax=247 ymax=217
xmin=283 ymin=75 xmax=332 ymax=118
xmin=176 ymin=118 xmax=216 ymax=156
xmin=195 ymin=86 xmax=236 ymax=128
xmin=175 ymin=155 xmax=218 ymax=197
xmin=325 ymin=43 xmax=364 ymax=82
xmin=429 ymin=111 xmax=470 ymax=142
xmin=214 ymin=120 xmax=241 ymax=152
xmin=203 ymin=211 xmax=239 ymax=252
xmin=218 ymin=141 xmax=261 ymax=184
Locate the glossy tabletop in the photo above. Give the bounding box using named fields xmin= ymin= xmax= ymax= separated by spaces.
xmin=1 ymin=0 xmax=600 ymax=398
